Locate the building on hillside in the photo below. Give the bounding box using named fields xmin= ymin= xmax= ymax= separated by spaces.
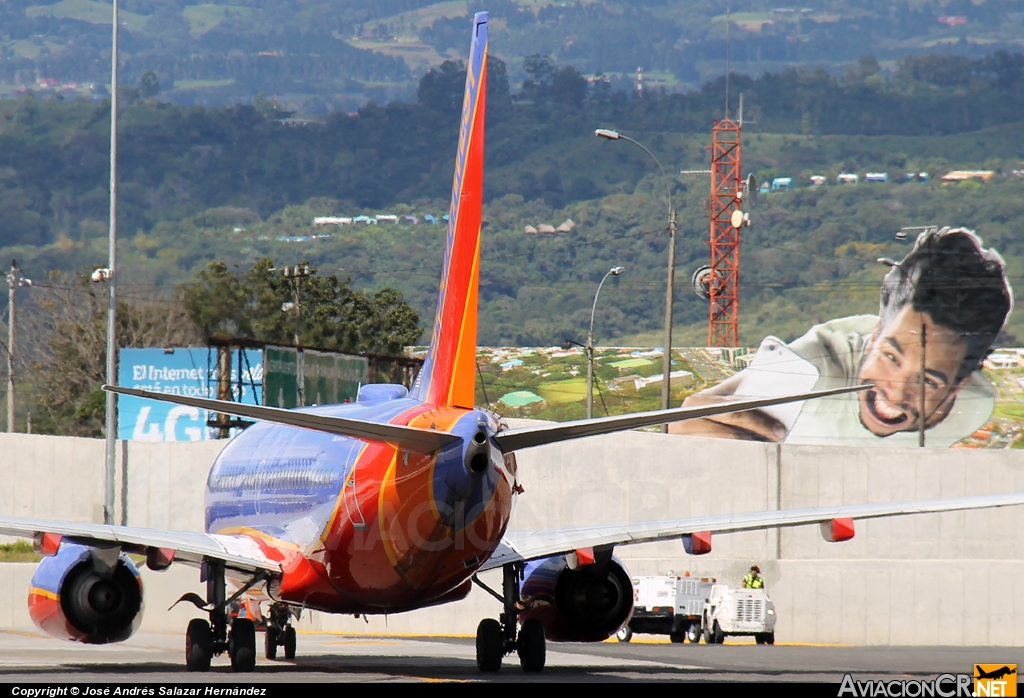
xmin=942 ymin=170 xmax=994 ymax=182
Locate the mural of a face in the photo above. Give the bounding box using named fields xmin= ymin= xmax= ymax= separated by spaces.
xmin=858 ymin=307 xmax=969 ymax=437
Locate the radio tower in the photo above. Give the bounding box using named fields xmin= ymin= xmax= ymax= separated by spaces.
xmin=707 ymin=7 xmax=743 ymax=348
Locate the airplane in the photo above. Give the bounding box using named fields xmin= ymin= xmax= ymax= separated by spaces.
xmin=975 ymin=666 xmax=1017 ymax=681
xmin=3 ymin=11 xmax=1024 ymax=675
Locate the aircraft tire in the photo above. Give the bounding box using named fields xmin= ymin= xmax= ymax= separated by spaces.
xmin=185 ymin=618 xmax=212 ymax=672
xmin=264 ymin=627 xmax=278 ymax=660
xmin=229 ymin=618 xmax=257 ymax=672
xmin=476 ymin=619 xmax=503 ymax=672
xmin=283 ymin=626 xmax=297 ymax=660
xmin=517 ymin=618 xmax=545 ymax=673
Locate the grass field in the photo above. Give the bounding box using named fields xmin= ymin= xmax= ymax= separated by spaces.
xmin=0 ymin=541 xmax=40 ymax=563
xmin=538 ymin=378 xmax=588 ymax=404
xmin=182 ymin=4 xmax=252 ymax=36
xmin=172 ymin=79 xmax=236 ymax=90
xmin=26 ymin=0 xmax=148 ymax=33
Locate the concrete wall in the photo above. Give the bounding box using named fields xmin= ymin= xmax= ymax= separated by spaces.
xmin=0 ymin=430 xmax=1022 ymax=645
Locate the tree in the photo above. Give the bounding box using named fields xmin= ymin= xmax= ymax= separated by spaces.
xmin=138 ymin=71 xmax=160 ymax=99
xmin=417 ymin=60 xmax=466 ymax=113
xmin=182 ymin=259 xmax=421 ymax=355
xmin=27 ymin=271 xmax=201 ymax=437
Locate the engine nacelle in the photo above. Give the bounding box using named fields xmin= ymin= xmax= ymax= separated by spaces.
xmin=29 ymin=542 xmax=144 ymax=644
xmin=518 ymin=553 xmax=633 ymax=642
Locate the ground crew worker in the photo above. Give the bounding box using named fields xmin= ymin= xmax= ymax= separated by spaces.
xmin=743 ymin=565 xmax=764 ymax=589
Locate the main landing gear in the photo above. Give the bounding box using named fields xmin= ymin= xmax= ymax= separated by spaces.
xmin=473 ymin=563 xmax=545 ymax=673
xmin=264 ymin=602 xmax=298 ymax=660
xmin=181 ymin=560 xmax=273 ymax=673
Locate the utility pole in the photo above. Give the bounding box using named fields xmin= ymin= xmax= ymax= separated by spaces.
xmin=6 ymin=260 xmax=32 ymax=433
xmin=282 ymin=265 xmax=312 ymax=407
xmin=103 ymin=0 xmax=120 ymax=525
xmin=660 ymin=208 xmax=677 ymax=428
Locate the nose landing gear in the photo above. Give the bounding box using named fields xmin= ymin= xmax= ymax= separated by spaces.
xmin=473 ymin=563 xmax=546 ymax=673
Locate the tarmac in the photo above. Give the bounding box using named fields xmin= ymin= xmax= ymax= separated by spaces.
xmin=0 ymin=630 xmax=1019 ymax=683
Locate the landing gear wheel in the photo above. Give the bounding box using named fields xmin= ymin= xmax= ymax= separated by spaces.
xmin=283 ymin=626 xmax=297 ymax=660
xmin=712 ymin=620 xmax=724 ymax=645
xmin=185 ymin=618 xmax=213 ymax=672
xmin=669 ymin=632 xmax=685 ymax=643
xmin=517 ymin=618 xmax=545 ymax=672
xmin=476 ymin=618 xmax=504 ymax=672
xmin=686 ymin=623 xmax=701 ymax=644
xmin=264 ymin=626 xmax=278 ymax=660
xmin=616 ymin=625 xmax=633 ymax=643
xmin=229 ymin=618 xmax=256 ymax=672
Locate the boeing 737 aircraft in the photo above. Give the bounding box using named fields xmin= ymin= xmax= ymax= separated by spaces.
xmin=2 ymin=12 xmax=1023 ymax=675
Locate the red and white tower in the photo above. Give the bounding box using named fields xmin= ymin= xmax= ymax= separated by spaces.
xmin=707 ymin=117 xmax=742 ymax=347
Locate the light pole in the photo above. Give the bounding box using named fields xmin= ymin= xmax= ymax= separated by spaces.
xmin=275 ymin=264 xmax=312 ymax=406
xmin=586 ymin=266 xmax=625 ymax=419
xmin=595 ymin=129 xmax=677 ymax=430
xmin=877 ymin=227 xmax=936 ymax=448
xmin=5 ymin=260 xmax=32 ymax=433
xmin=103 ymin=0 xmax=120 ymax=525
xmin=562 ymin=265 xmax=625 ymax=419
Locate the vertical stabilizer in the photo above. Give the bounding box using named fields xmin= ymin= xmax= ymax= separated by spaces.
xmin=410 ymin=12 xmax=488 ymax=408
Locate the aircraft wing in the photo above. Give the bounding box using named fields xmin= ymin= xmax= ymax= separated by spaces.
xmin=479 ymin=491 xmax=1024 ymax=570
xmin=493 ymin=385 xmax=866 ymax=452
xmin=0 ymin=516 xmax=282 ymax=576
xmin=104 ymin=385 xmax=460 ymax=454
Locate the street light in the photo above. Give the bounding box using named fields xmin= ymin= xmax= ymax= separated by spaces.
xmin=6 ymin=260 xmax=32 ymax=434
xmin=877 ymin=227 xmax=937 ymax=447
xmin=596 ymin=129 xmax=677 ymax=431
xmin=564 ymin=265 xmax=625 ymax=420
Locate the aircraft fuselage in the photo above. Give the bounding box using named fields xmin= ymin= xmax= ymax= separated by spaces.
xmin=205 ymin=392 xmax=516 ymax=614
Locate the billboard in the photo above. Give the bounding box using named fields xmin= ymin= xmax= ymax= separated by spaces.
xmin=263 ymin=346 xmax=367 ymax=408
xmin=118 ymin=348 xmax=263 ymax=441
xmin=668 ymin=227 xmax=1014 ymax=448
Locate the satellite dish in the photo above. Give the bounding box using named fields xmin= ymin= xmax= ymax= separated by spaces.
xmin=691 ymin=266 xmax=714 ymax=301
xmin=746 ymin=174 xmax=758 ymax=207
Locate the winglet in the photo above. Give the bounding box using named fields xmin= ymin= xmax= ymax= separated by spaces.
xmin=409 ymin=12 xmax=488 ymax=409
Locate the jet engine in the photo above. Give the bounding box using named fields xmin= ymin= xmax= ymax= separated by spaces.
xmin=518 ymin=553 xmax=633 ymax=642
xmin=28 ymin=542 xmax=144 ymax=644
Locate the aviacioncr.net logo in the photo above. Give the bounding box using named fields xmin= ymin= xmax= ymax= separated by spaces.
xmin=838 ymin=674 xmax=973 ymax=697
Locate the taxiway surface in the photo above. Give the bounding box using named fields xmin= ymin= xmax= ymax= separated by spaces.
xmin=0 ymin=630 xmax=1018 ymax=682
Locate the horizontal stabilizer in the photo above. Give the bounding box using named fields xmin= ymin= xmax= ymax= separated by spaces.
xmin=104 ymin=386 xmax=460 ymax=454
xmin=493 ymin=385 xmax=867 ymax=452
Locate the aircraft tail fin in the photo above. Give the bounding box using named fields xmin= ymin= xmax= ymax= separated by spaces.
xmin=409 ymin=12 xmax=488 ymax=409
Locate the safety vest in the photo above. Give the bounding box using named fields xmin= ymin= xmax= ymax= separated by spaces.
xmin=744 ymin=573 xmax=764 ymax=589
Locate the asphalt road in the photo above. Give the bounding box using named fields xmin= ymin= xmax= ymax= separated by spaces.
xmin=0 ymin=630 xmax=1019 ymax=683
